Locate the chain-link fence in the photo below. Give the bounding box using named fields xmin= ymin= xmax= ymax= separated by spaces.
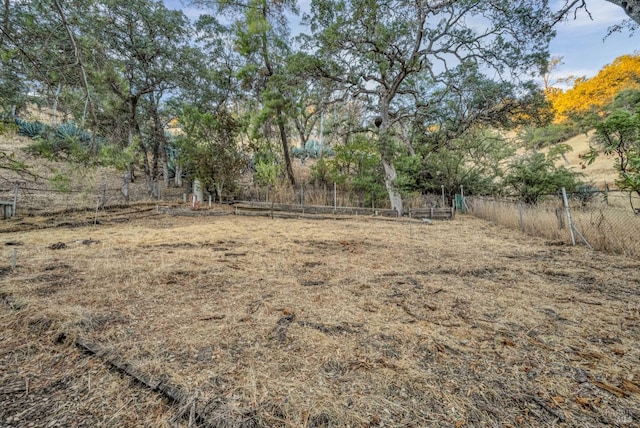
xmin=467 ymin=190 xmax=640 ymax=257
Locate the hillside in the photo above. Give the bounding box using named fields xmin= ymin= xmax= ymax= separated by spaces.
xmin=551 ymin=131 xmax=619 ymax=189
xmin=0 ymin=128 xmax=622 ymax=200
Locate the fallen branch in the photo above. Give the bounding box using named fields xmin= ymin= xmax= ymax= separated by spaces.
xmin=529 ymin=395 xmax=566 ymax=423
xmin=590 ymin=380 xmax=629 ymax=398
xmin=75 ymin=337 xmax=207 ymax=424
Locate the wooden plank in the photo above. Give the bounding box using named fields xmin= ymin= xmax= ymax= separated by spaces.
xmin=235 ymin=201 xmax=458 ymax=219
xmin=75 ymin=337 xmax=193 ymax=415
xmin=233 ymin=201 xmax=398 ymax=217
xmin=409 ymin=208 xmax=455 ymax=220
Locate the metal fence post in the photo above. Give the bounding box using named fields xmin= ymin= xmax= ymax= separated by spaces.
xmin=562 ymin=187 xmax=576 ymax=246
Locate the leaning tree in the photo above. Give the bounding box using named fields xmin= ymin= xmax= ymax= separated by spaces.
xmin=305 ymin=0 xmax=564 ymax=215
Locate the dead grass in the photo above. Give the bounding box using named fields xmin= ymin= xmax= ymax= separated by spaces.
xmin=469 ymin=196 xmax=640 ymax=258
xmin=1 ymin=212 xmax=639 ymax=427
xmin=551 ymin=132 xmax=618 ymax=188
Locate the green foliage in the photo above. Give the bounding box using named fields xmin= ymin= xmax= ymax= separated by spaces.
xmin=413 ymin=128 xmax=513 ymax=199
xmin=16 ymin=118 xmax=48 ymax=138
xmin=24 ymin=121 xmax=98 ymax=163
xmin=305 ymin=0 xmax=560 ymax=211
xmin=49 ymin=172 xmax=72 ymax=193
xmin=518 ymin=123 xmax=582 ymax=150
xmin=0 ymin=121 xmax=18 ymax=135
xmin=251 ymin=141 xmax=284 ymax=187
xmin=56 ymin=122 xmax=92 ymax=145
xmin=99 ymin=142 xmax=138 ymax=171
xmin=310 ymin=157 xmax=331 ymax=186
xmin=573 ymin=184 xmax=600 ymax=206
xmin=590 ymin=90 xmax=640 ymax=199
xmin=504 ymin=147 xmax=584 ymax=204
xmin=174 ymin=106 xmax=246 ymax=195
xmin=292 ymin=140 xmax=334 ymax=159
xmin=254 ymin=160 xmax=282 ymax=187
xmin=311 ymin=134 xmax=386 ymax=202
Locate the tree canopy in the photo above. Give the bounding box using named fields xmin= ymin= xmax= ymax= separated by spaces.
xmin=548 ymin=54 xmax=640 ymax=123
xmin=0 ymin=0 xmax=637 ymax=208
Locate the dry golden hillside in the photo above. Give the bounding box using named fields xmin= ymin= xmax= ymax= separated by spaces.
xmin=550 ymin=131 xmax=619 ymax=189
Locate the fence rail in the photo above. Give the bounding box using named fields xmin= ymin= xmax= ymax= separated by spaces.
xmin=0 ymin=179 xmax=449 ymax=218
xmin=467 ymin=191 xmax=640 ymax=258
xmin=5 ymin=176 xmax=636 ymax=258
xmin=232 ymin=201 xmax=455 ymax=220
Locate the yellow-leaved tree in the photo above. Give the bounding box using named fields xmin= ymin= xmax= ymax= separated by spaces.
xmin=548 ymin=54 xmax=640 ymax=123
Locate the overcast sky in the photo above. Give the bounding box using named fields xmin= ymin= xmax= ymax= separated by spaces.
xmin=165 ymin=0 xmax=638 ymax=89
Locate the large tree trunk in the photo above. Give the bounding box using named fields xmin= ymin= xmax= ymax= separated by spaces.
xmin=146 ymin=96 xmax=165 ymax=199
xmin=378 ymin=100 xmax=403 ymax=216
xmin=126 ymin=97 xmax=139 ymax=183
xmin=382 ymin=157 xmax=403 ymax=216
xmin=276 ymin=106 xmax=296 ymax=187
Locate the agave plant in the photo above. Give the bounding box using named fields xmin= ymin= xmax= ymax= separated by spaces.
xmin=15 ymin=118 xmax=48 ymax=138
xmin=56 ymin=122 xmax=92 ymax=146
xmin=292 ymin=140 xmax=335 ymax=159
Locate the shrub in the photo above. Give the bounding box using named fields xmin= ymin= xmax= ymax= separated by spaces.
xmin=504 ymin=149 xmax=584 ymax=204
xmin=519 ymin=123 xmax=581 ymax=149
xmin=292 ymin=140 xmax=334 ymax=160
xmin=25 ymin=121 xmax=98 ymax=162
xmin=15 ymin=118 xmax=48 ymax=138
xmin=0 ymin=121 xmax=18 ymax=135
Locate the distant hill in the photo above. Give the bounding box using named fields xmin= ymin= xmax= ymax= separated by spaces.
xmin=549 ymin=131 xmax=619 ymax=189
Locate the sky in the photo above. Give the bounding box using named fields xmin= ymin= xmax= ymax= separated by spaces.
xmin=164 ymin=0 xmax=638 ymax=89
xmin=549 ymin=0 xmax=638 ymax=88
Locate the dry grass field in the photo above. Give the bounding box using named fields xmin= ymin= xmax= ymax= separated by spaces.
xmin=1 ymin=211 xmax=639 ymax=427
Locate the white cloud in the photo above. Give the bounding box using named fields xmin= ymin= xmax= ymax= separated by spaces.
xmin=549 ymin=0 xmax=637 ymax=83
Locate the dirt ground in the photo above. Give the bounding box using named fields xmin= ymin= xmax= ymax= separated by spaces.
xmin=1 ymin=210 xmax=639 ymax=427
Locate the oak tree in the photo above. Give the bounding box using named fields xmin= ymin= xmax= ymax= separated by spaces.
xmin=304 ymin=0 xmax=559 ymax=214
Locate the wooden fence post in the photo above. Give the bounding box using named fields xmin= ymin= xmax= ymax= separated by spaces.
xmin=12 ymin=182 xmax=18 ymax=216
xmin=518 ymin=201 xmax=524 ymax=232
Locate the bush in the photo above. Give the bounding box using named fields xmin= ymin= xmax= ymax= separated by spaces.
xmin=292 ymin=140 xmax=334 ymax=160
xmin=15 ymin=118 xmax=48 ymax=138
xmin=519 ymin=123 xmax=581 ymax=149
xmin=0 ymin=121 xmax=18 ymax=135
xmin=25 ymin=121 xmax=98 ymax=162
xmin=504 ymin=149 xmax=584 ymax=204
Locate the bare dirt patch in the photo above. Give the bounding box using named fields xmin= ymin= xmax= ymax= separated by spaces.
xmin=1 ymin=213 xmax=639 ymax=427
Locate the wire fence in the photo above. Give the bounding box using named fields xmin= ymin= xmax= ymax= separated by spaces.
xmin=4 ymin=174 xmax=639 ymax=259
xmin=466 ymin=190 xmax=640 ymax=258
xmin=0 ymin=177 xmax=448 ymax=218
xmin=236 ymin=183 xmax=444 ymax=211
xmin=0 ymin=179 xmax=186 ymax=216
